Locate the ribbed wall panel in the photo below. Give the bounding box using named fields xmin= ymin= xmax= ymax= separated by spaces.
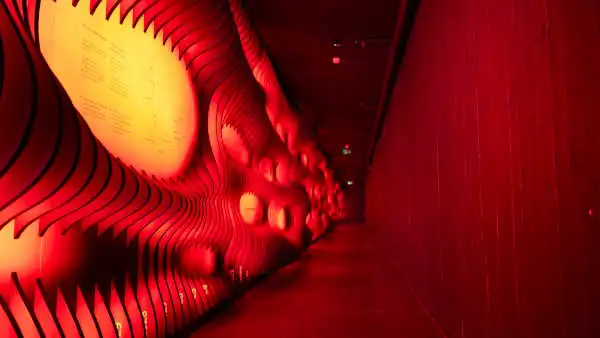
xmin=0 ymin=0 xmax=343 ymax=336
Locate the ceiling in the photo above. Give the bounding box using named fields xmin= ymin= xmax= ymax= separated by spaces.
xmin=243 ymin=0 xmax=402 ymax=185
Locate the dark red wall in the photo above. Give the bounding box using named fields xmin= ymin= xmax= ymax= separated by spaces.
xmin=342 ymin=181 xmax=366 ymax=223
xmin=367 ymin=0 xmax=600 ymax=337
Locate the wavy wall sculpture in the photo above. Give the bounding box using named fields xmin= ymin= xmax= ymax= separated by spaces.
xmin=0 ymin=0 xmax=343 ymax=336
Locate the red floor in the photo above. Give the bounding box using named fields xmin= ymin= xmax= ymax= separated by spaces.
xmin=190 ymin=223 xmax=445 ymax=338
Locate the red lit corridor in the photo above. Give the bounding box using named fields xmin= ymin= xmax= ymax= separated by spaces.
xmin=192 ymin=223 xmax=444 ymax=338
xmin=1 ymin=0 xmax=600 ymax=337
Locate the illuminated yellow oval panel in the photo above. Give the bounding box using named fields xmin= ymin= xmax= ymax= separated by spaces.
xmin=239 ymin=192 xmax=264 ymax=225
xmin=39 ymin=1 xmax=198 ymax=178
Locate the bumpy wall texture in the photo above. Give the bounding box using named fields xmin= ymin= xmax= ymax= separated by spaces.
xmin=368 ymin=0 xmax=600 ymax=337
xmin=0 ymin=0 xmax=343 ymax=336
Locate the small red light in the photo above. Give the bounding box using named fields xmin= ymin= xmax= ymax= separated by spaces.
xmin=332 ymin=56 xmax=341 ymax=65
xmin=589 ymin=208 xmax=593 ymax=216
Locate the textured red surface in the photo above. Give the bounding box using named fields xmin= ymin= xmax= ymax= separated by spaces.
xmin=0 ymin=0 xmax=342 ymax=336
xmin=367 ymin=0 xmax=600 ymax=337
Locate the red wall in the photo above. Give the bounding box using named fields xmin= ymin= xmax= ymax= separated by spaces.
xmin=367 ymin=0 xmax=600 ymax=337
xmin=0 ymin=0 xmax=342 ymax=336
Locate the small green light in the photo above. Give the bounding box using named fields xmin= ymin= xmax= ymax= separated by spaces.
xmin=341 ymin=145 xmax=352 ymax=155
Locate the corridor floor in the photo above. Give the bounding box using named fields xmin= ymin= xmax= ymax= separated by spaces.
xmin=190 ymin=223 xmax=445 ymax=338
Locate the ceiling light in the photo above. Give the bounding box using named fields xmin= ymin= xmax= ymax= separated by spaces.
xmin=332 ymin=56 xmax=341 ymax=65
xmin=346 ymin=180 xmax=354 ymax=186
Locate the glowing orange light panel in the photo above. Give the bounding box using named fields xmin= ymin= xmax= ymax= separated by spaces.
xmin=39 ymin=0 xmax=198 ymax=178
xmin=240 ymin=193 xmax=264 ymax=225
